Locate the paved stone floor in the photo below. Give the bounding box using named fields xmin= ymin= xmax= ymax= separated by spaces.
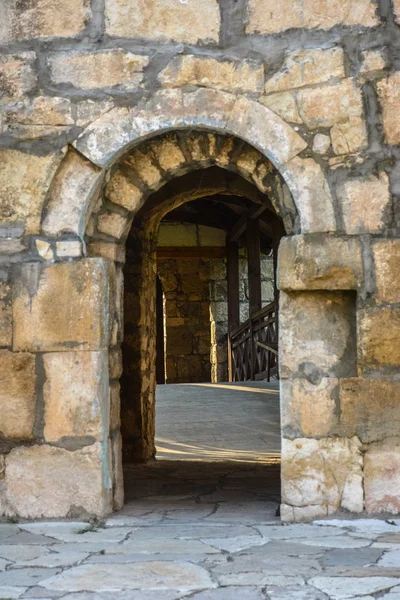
xmin=1 ymin=382 xmax=400 ymax=598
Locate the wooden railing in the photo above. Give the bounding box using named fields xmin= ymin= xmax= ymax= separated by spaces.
xmin=228 ymin=301 xmax=278 ymax=382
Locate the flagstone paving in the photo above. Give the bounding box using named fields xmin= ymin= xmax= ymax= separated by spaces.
xmin=1 ymin=461 xmax=400 ymax=599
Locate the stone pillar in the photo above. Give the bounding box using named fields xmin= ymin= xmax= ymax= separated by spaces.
xmin=1 ymin=258 xmax=117 ymax=518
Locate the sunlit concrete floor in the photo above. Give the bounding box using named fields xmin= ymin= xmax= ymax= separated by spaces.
xmin=155 ymin=381 xmax=281 ymax=462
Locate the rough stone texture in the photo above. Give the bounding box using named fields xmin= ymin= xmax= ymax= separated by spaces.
xmin=339 ymin=378 xmax=400 ymax=443
xmin=281 ymin=437 xmax=363 ymax=515
xmin=313 ymin=134 xmax=331 ymax=154
xmin=297 ymin=79 xmax=364 ymax=130
xmin=3 ymin=96 xmax=74 ymax=138
xmin=364 ymin=438 xmax=400 ymax=514
xmin=0 ymin=52 xmax=37 ymax=99
xmin=373 ymin=239 xmax=400 ymax=304
xmin=281 ymin=378 xmax=339 ymax=438
xmin=360 ymin=49 xmax=386 ymax=74
xmin=13 ymin=260 xmax=111 ymax=352
xmin=279 ymin=291 xmax=356 ymax=379
xmin=56 ymin=240 xmax=83 ymax=258
xmin=246 ymin=0 xmax=378 ymax=35
xmin=278 ymin=235 xmax=363 ymax=291
xmin=42 ymin=150 xmax=102 ymax=237
xmin=160 ymin=56 xmax=264 ymax=93
xmin=358 ymin=307 xmax=400 ymax=370
xmin=105 ymin=0 xmax=220 ymax=44
xmin=0 ymin=350 xmax=36 ymax=440
xmin=337 ymin=173 xmax=390 ymax=234
xmin=265 ymin=48 xmax=345 ymax=93
xmin=0 ymin=0 xmax=91 ymax=42
xmin=0 ymin=283 xmax=12 ymax=347
xmin=105 ymin=169 xmax=143 ymax=213
xmin=376 ymin=71 xmax=400 ymax=145
xmin=48 ymin=50 xmax=149 ymax=91
xmin=43 ymin=351 xmax=109 ymax=443
xmin=97 ymin=211 xmax=130 ymax=239
xmin=0 ymin=150 xmax=62 ymax=235
xmin=4 ymin=442 xmax=111 ymax=518
xmin=259 ymin=92 xmax=302 ymax=124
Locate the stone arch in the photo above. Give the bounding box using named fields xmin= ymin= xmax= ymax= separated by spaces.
xmin=41 ymin=89 xmax=337 ymax=242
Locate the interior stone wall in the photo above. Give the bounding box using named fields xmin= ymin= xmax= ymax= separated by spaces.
xmin=0 ymin=0 xmax=399 ymax=520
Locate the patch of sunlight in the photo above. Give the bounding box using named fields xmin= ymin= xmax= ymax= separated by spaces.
xmin=155 ymin=437 xmax=281 ymax=463
xmin=187 ymin=383 xmax=280 ymax=394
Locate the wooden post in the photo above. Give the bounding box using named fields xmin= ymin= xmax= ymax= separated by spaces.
xmin=246 ymin=218 xmax=262 ymax=316
xmin=227 ymin=241 xmax=239 ymax=382
xmin=156 ymin=276 xmax=165 ymax=385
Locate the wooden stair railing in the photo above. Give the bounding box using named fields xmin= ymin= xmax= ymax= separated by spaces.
xmin=228 ymin=301 xmax=278 ymax=382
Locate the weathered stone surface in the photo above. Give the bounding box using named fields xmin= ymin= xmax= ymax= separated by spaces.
xmin=0 ymin=0 xmax=91 ymax=42
xmin=125 ymin=150 xmax=163 ymax=189
xmin=48 ymin=50 xmax=149 ymax=91
xmin=360 ymin=49 xmax=386 ymax=74
xmin=76 ymin=99 xmax=114 ymax=128
xmin=56 ymin=241 xmax=83 ymax=258
xmin=279 ymin=291 xmax=356 ymax=379
xmin=278 ymin=235 xmax=363 ymax=291
xmin=109 ymin=348 xmax=123 ymax=380
xmin=112 ymin=432 xmax=124 ymax=510
xmin=373 ymin=239 xmax=400 ymax=304
xmin=0 ymin=283 xmax=12 ymax=347
xmin=394 ymin=0 xmax=400 ymax=24
xmin=43 ymin=351 xmax=109 ymax=443
xmin=364 ymin=439 xmax=400 ymax=514
xmin=97 ymin=211 xmax=130 ymax=239
xmin=149 ymin=135 xmax=186 ymax=174
xmin=246 ymin=0 xmax=378 ymax=35
xmin=0 ymin=351 xmax=36 ymax=440
xmin=281 ymin=157 xmax=336 ymax=233
xmin=313 ymin=134 xmax=331 ymax=154
xmin=297 ymin=79 xmax=363 ymax=129
xmin=87 ymin=241 xmax=126 ymax=263
xmin=358 ymin=307 xmax=400 ymax=369
xmin=281 ymin=437 xmax=363 ymax=513
xmin=265 ymin=48 xmax=344 ymax=93
xmin=35 ymin=239 xmax=54 ymax=261
xmin=40 ymin=561 xmax=215 ymax=592
xmin=310 ymin=577 xmax=400 ymax=599
xmin=110 ymin=381 xmax=121 ymax=430
xmin=330 ymin=117 xmax=368 ymax=155
xmin=160 ymin=55 xmax=264 ymax=93
xmin=339 ymin=378 xmax=400 ymax=443
xmin=4 ymin=96 xmax=73 ymax=128
xmin=4 ymin=443 xmax=111 ymax=518
xmin=281 ymin=378 xmax=339 ymax=438
xmin=42 ymin=150 xmax=102 ymax=237
xmin=105 ymin=169 xmax=143 ymax=213
xmin=337 ymin=173 xmax=390 ymax=234
xmin=13 ymin=260 xmax=110 ymax=352
xmin=105 ymin=0 xmax=220 ymax=44
xmin=0 ymin=150 xmax=62 ymax=235
xmin=376 ymin=71 xmax=400 ymax=145
xmin=260 ymin=92 xmax=302 ymax=124
xmin=0 ymin=52 xmax=37 ymax=99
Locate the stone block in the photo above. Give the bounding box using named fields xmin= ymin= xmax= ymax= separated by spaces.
xmin=210 ymin=301 xmax=228 ymax=323
xmin=0 ymin=351 xmax=36 ymax=440
xmin=110 ymin=381 xmax=121 ymax=431
xmin=0 ymin=283 xmax=12 ymax=347
xmin=265 ymin=48 xmax=344 ymax=93
xmin=0 ymin=52 xmax=37 ymax=99
xmin=97 ymin=211 xmax=130 ymax=240
xmin=280 ymin=157 xmax=336 ymax=233
xmin=279 ymin=291 xmax=357 ymax=379
xmin=373 ymin=239 xmax=400 ymax=304
xmin=43 ymin=351 xmax=109 ymax=443
xmin=297 ymin=79 xmax=363 ymax=129
xmin=13 ymin=259 xmax=111 ymax=352
xmin=337 ymin=173 xmax=390 ymax=234
xmin=159 ymin=55 xmax=264 ymax=93
xmin=104 ymin=0 xmax=220 ymax=44
xmin=339 ymin=378 xmax=400 ymax=443
xmin=87 ymin=241 xmax=126 ymax=264
xmin=124 ymin=150 xmax=162 ymax=189
xmin=330 ymin=116 xmax=368 ymax=155
xmin=0 ymin=150 xmax=62 ymax=235
xmin=246 ymin=0 xmax=378 ymax=35
xmin=112 ymin=432 xmax=124 ymax=511
xmin=281 ymin=378 xmax=339 ymax=438
xmin=48 ymin=49 xmax=149 ymax=91
xmin=360 ymin=50 xmax=386 ymax=74
xmin=364 ymin=438 xmax=400 ymax=514
xmin=4 ymin=96 xmax=73 ymax=126
xmin=394 ymin=0 xmax=400 ymax=24
xmin=149 ymin=135 xmax=186 ymax=174
xmin=76 ymin=99 xmax=114 ymax=128
xmin=56 ymin=241 xmax=83 ymax=259
xmin=105 ymin=169 xmax=143 ymax=213
xmin=376 ymin=71 xmax=400 ymax=145
xmin=358 ymin=307 xmax=400 ymax=370
xmin=0 ymin=0 xmax=91 ymax=42
xmin=260 ymin=92 xmax=302 ymax=124
xmin=313 ymin=134 xmax=331 ymax=154
xmin=278 ymin=235 xmax=363 ymax=291
xmin=42 ymin=150 xmax=102 ymax=237
xmin=4 ymin=442 xmax=112 ymax=518
xmin=281 ymin=437 xmax=363 ymax=513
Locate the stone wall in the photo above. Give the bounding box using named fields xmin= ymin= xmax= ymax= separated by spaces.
xmin=0 ymin=0 xmax=399 ymax=520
